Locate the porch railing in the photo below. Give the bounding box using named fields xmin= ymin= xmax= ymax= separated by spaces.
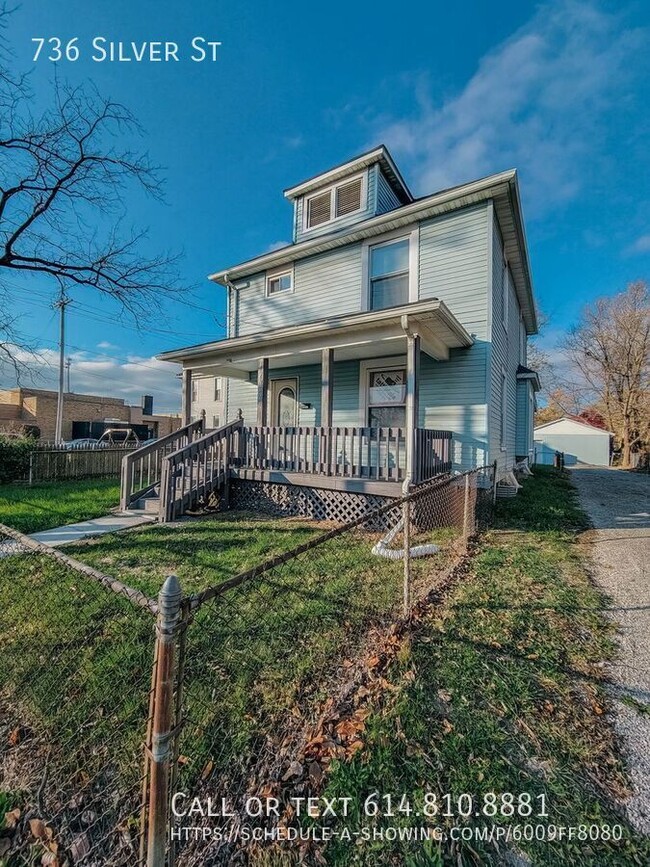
xmin=240 ymin=426 xmax=452 ymax=483
xmin=159 ymin=419 xmax=244 ymax=523
xmin=120 ymin=419 xmax=204 ymax=510
xmin=414 ymin=428 xmax=453 ymax=482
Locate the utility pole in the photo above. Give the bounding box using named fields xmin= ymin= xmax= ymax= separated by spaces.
xmin=66 ymin=357 xmax=72 ymax=393
xmin=54 ymin=290 xmax=72 ymax=444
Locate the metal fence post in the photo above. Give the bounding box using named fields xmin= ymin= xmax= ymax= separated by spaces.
xmin=28 ymin=450 xmax=34 ymax=486
xmin=492 ymin=459 xmax=498 ymax=506
xmin=402 ymin=483 xmax=411 ymax=617
xmin=147 ymin=575 xmax=182 ymax=867
xmin=462 ymin=473 xmax=471 ymax=547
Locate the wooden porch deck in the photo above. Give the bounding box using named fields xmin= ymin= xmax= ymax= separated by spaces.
xmin=120 ymin=420 xmax=452 ymax=521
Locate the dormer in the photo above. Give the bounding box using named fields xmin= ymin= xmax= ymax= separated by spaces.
xmin=284 ymin=145 xmax=413 ymax=243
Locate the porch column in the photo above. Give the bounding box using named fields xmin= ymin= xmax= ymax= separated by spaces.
xmin=321 ymin=348 xmax=333 ymax=427
xmin=181 ymin=368 xmax=192 ymax=426
xmin=257 ymin=357 xmax=269 ymax=426
xmin=405 ymin=333 xmax=420 ymax=485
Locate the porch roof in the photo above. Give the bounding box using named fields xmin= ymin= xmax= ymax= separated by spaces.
xmin=158 ymin=299 xmax=473 ymax=378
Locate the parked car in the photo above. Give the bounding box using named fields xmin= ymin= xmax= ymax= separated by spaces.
xmin=64 ymin=438 xmax=104 ymax=449
xmin=97 ymin=428 xmax=140 ymax=447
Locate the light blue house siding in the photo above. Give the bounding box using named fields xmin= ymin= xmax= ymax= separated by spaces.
xmin=375 ymin=165 xmax=402 ymax=214
xmin=233 ymin=244 xmax=363 ymax=337
xmin=418 ymin=203 xmax=490 ymax=469
xmin=488 ymin=208 xmax=523 ymax=474
xmin=228 ymin=203 xmax=493 ymax=471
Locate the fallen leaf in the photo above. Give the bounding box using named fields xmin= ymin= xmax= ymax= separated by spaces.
xmin=346 ymin=739 xmax=364 ymax=757
xmin=308 ymin=761 xmax=322 ymax=786
xmin=282 ymin=760 xmax=303 ymax=781
xmin=8 ymin=727 xmax=21 ymax=746
xmin=29 ymin=819 xmax=47 ymax=840
xmin=441 ymin=719 xmax=454 ymax=735
xmin=437 ymin=688 xmax=452 ymax=702
xmin=70 ymin=833 xmax=90 ymax=861
xmin=200 ymin=760 xmax=214 ymax=781
xmin=4 ymin=807 xmax=20 ymax=829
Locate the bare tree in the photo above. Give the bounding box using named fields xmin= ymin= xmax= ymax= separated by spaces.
xmin=0 ymin=7 xmax=180 ymax=373
xmin=563 ymin=282 xmax=650 ymax=467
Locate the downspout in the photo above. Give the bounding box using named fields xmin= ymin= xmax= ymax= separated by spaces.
xmin=223 ymin=272 xmax=237 ymax=423
xmin=400 ymin=314 xmax=418 ymax=493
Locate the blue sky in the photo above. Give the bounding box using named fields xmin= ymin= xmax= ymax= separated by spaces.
xmin=3 ymin=0 xmax=649 ymax=411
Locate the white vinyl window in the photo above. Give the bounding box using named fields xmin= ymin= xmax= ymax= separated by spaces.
xmin=266 ymin=270 xmax=293 ymax=296
xmin=304 ymin=174 xmax=364 ymax=230
xmin=369 ymin=237 xmax=410 ymax=310
xmin=214 ymin=377 xmax=222 ymax=402
xmin=212 ymin=415 xmax=220 ymax=429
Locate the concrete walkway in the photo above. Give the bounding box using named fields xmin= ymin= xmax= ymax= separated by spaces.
xmin=571 ymin=466 xmax=650 ymax=835
xmin=29 ymin=512 xmax=156 ymax=547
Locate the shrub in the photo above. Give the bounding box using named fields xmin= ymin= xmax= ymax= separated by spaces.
xmin=0 ymin=436 xmax=36 ymax=484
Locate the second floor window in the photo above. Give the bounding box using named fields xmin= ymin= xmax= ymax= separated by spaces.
xmin=266 ymin=271 xmax=293 ymax=295
xmin=214 ymin=377 xmax=222 ymax=402
xmin=370 ymin=238 xmax=410 ymax=310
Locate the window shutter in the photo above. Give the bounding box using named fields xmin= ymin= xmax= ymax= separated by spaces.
xmin=335 ymin=178 xmax=362 ymax=217
xmin=307 ymin=191 xmax=332 ymax=227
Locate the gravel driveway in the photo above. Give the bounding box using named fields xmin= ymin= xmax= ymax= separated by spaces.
xmin=571 ymin=467 xmax=650 ymax=835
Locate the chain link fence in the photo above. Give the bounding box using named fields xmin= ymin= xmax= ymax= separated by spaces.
xmin=168 ymin=466 xmax=495 ymax=866
xmin=0 ymin=464 xmax=495 ymax=866
xmin=0 ymin=527 xmax=157 ymax=866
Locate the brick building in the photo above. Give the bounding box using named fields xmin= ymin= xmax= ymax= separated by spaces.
xmin=0 ymin=387 xmax=181 ymax=441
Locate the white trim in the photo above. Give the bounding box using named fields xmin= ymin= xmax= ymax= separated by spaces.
xmin=359 ymin=356 xmax=407 ymax=427
xmin=502 ymin=250 xmax=509 ymax=333
xmin=265 ymin=264 xmax=294 ymax=297
xmin=284 ymin=145 xmax=411 ymax=202
xmin=302 ymin=171 xmax=367 ymax=232
xmin=361 ymin=227 xmax=419 ymax=312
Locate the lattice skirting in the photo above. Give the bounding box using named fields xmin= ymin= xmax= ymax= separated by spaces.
xmin=230 ymin=480 xmax=398 ymax=527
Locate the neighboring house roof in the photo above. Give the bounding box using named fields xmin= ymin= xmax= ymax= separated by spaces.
xmin=534 ymin=416 xmax=614 ymax=435
xmin=211 ymin=167 xmax=538 ymax=335
xmin=283 ymin=144 xmax=412 ymax=205
xmin=516 ymin=364 xmax=541 ymax=392
xmin=158 ymin=298 xmax=473 ymax=371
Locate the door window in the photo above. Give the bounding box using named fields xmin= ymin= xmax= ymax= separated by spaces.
xmin=367 ymin=369 xmax=406 ymax=427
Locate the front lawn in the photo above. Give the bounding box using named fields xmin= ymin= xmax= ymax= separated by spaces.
xmin=318 ymin=468 xmax=650 ymax=865
xmin=0 ymin=478 xmax=120 ymax=534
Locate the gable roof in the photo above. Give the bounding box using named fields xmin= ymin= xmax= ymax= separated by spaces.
xmin=283 ymin=144 xmax=412 ymax=205
xmin=211 ymin=168 xmax=538 ymax=334
xmin=534 ymin=416 xmax=614 ymax=435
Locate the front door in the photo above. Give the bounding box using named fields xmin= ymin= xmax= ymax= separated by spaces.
xmin=270 ymin=378 xmax=298 ymax=427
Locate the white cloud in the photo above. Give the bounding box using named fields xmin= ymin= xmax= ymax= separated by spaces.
xmin=625 ymin=233 xmax=650 ymax=255
xmin=265 ymin=240 xmax=291 ymax=253
xmin=1 ymin=346 xmax=182 ymax=413
xmin=370 ymin=0 xmax=645 ymax=215
xmin=97 ymin=340 xmax=119 ymax=350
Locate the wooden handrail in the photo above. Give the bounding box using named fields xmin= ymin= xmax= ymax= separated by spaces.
xmin=159 ymin=419 xmax=243 ymax=523
xmin=120 ymin=419 xmax=204 ymax=510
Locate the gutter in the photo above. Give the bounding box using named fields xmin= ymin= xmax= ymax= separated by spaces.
xmin=208 ymin=170 xmax=518 ymax=284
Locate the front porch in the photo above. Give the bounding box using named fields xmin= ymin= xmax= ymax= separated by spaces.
xmin=132 ymin=300 xmax=472 ymax=520
xmin=235 ymin=424 xmax=452 ymax=495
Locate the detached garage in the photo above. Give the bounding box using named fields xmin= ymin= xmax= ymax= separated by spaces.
xmin=534 ymin=417 xmax=613 ymax=467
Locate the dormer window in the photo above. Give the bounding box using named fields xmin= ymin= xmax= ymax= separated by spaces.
xmin=304 ymin=174 xmax=364 ymax=230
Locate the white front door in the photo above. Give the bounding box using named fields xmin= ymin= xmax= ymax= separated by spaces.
xmin=269 ymin=378 xmax=298 ymax=427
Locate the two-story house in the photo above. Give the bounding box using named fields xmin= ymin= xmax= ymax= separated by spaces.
xmin=121 ymin=147 xmax=539 ymax=522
